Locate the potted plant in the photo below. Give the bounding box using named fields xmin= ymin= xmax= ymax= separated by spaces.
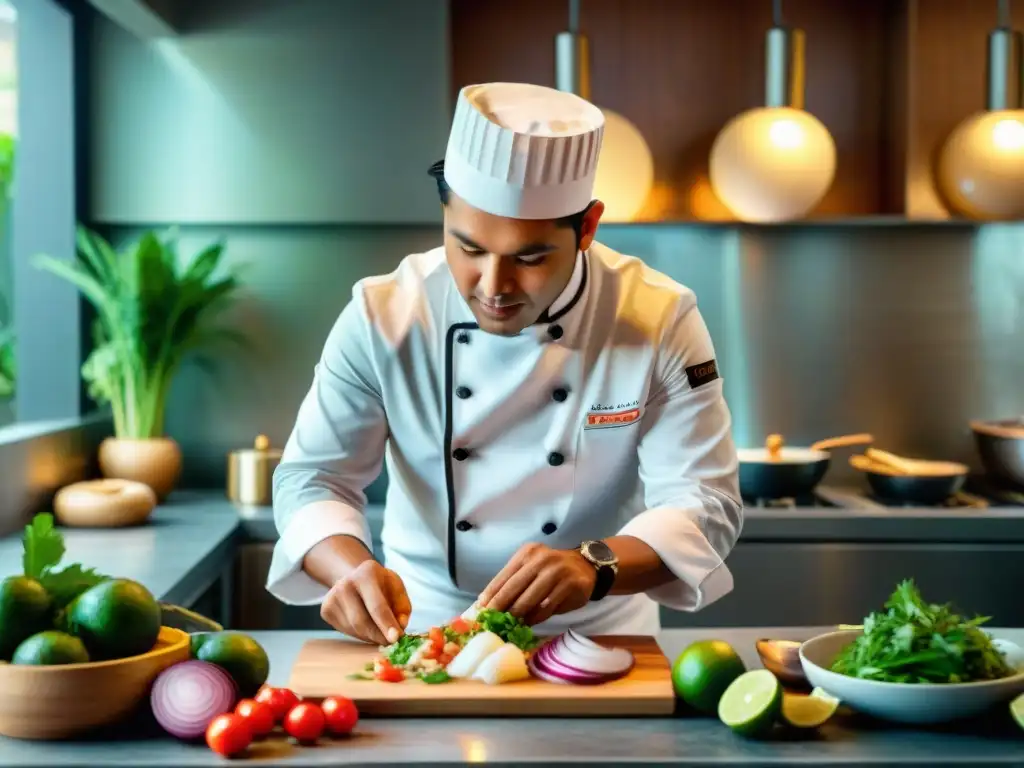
xmin=33 ymin=225 xmax=245 ymax=499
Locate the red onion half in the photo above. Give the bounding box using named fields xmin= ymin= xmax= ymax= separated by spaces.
xmin=151 ymin=660 xmax=238 ymax=740
xmin=527 ymin=631 xmax=635 ymax=685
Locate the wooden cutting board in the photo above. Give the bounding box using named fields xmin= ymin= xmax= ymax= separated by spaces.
xmin=286 ymin=635 xmax=676 ymax=716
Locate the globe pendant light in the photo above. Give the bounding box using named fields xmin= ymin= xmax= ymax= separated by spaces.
xmin=555 ymin=0 xmax=655 ymax=222
xmin=709 ymin=0 xmax=836 ymax=223
xmin=936 ymin=0 xmax=1024 ymax=221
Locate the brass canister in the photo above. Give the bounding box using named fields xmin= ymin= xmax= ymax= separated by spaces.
xmin=227 ymin=435 xmax=281 ymax=505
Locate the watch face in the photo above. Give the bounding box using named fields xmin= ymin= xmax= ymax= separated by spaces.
xmin=584 ymin=540 xmax=615 ymax=564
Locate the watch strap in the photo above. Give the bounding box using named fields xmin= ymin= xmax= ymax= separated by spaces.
xmin=578 ymin=541 xmax=617 ymax=602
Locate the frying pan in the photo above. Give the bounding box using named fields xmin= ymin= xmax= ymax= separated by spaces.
xmin=970 ymin=418 xmax=1024 ymax=489
xmin=849 ymin=448 xmax=969 ymax=505
xmin=738 ymin=432 xmax=874 ymax=501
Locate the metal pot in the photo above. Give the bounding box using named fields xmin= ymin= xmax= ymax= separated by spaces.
xmin=970 ymin=419 xmax=1024 ymax=489
xmin=738 ymin=432 xmax=874 ymax=501
xmin=849 ymin=449 xmax=969 ymax=505
xmin=227 ymin=435 xmax=281 ymax=505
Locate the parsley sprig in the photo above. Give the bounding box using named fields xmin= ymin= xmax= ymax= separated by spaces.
xmin=829 ymin=579 xmax=1015 ymax=684
xmin=21 ymin=513 xmax=110 ymax=609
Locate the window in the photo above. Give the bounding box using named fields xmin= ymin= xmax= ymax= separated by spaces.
xmin=0 ymin=1 xmax=15 ymax=428
xmin=0 ymin=0 xmax=107 ymax=538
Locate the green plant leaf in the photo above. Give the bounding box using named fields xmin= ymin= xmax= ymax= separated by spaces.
xmin=22 ymin=513 xmax=65 ymax=580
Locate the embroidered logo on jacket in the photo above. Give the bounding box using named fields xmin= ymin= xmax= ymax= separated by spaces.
xmin=585 ymin=406 xmax=641 ymax=430
xmin=685 ymin=359 xmax=719 ymax=389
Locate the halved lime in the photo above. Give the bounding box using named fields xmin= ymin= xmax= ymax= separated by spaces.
xmin=1011 ymin=693 xmax=1024 ymax=731
xmin=717 ymin=669 xmax=782 ymax=738
xmin=781 ymin=687 xmax=840 ymax=728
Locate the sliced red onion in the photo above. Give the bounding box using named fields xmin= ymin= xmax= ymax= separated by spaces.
xmin=552 ymin=634 xmax=635 ymax=676
xmin=525 ymin=632 xmax=635 ymax=685
xmin=535 ymin=643 xmax=612 ymax=682
xmin=530 ymin=648 xmax=609 ymax=685
xmin=151 ymin=660 xmax=238 ymax=740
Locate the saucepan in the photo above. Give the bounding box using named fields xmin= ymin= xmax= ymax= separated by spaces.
xmin=970 ymin=418 xmax=1024 ymax=489
xmin=738 ymin=432 xmax=874 ymax=501
xmin=849 ymin=448 xmax=969 ymax=505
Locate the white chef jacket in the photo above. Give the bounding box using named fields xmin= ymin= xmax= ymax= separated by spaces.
xmin=266 ymin=242 xmax=743 ymax=636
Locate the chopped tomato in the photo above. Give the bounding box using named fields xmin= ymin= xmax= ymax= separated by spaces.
xmin=448 ymin=617 xmax=471 ymax=635
xmin=438 ymin=653 xmax=452 ymax=666
xmin=428 ymin=626 xmax=444 ymax=648
xmin=375 ymin=660 xmax=405 ymax=683
xmin=421 ymin=644 xmax=439 ymax=660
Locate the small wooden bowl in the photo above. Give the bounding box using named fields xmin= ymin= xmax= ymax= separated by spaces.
xmin=0 ymin=626 xmax=189 ymax=739
xmin=53 ymin=478 xmax=157 ymax=528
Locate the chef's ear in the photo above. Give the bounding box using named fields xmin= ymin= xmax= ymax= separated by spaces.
xmin=578 ymin=200 xmax=605 ymax=251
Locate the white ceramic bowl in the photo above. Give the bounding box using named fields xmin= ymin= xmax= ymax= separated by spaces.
xmin=799 ymin=629 xmax=1024 ymax=725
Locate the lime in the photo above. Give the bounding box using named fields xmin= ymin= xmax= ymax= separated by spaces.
xmin=1011 ymin=693 xmax=1024 ymax=731
xmin=195 ymin=632 xmax=270 ymax=697
xmin=671 ymin=639 xmax=747 ymax=714
xmin=0 ymin=576 xmax=53 ymax=660
xmin=781 ymin=687 xmax=840 ymax=728
xmin=717 ymin=669 xmax=783 ymax=738
xmin=12 ymin=630 xmax=90 ymax=665
xmin=67 ymin=578 xmax=161 ymax=660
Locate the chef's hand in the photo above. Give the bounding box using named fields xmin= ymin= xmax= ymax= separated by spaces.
xmin=320 ymin=560 xmax=412 ymax=646
xmin=478 ymin=543 xmax=597 ymax=626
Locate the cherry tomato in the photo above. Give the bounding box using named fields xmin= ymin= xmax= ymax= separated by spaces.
xmin=321 ymin=695 xmax=359 ymax=736
xmin=234 ymin=698 xmax=275 ymax=737
xmin=256 ymin=686 xmax=301 ymax=721
xmin=206 ymin=713 xmax=252 ymax=757
xmin=284 ymin=702 xmax=326 ymax=742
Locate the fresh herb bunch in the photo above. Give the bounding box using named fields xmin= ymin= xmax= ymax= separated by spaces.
xmin=829 ymin=579 xmax=1015 ymax=684
xmin=387 ymin=635 xmax=424 ymax=666
xmin=475 ymin=608 xmax=538 ymax=651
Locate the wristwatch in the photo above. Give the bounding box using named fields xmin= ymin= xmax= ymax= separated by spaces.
xmin=578 ymin=540 xmax=618 ymax=601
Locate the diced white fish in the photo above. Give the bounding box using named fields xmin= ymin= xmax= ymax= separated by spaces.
xmin=445 ymin=631 xmax=504 ymax=678
xmin=472 ymin=643 xmax=530 ymax=685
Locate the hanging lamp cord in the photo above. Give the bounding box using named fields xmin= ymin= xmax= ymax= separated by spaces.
xmin=568 ymin=0 xmax=580 ymax=33
xmin=773 ymin=0 xmax=784 ymax=27
xmin=996 ymin=0 xmax=1010 ymax=28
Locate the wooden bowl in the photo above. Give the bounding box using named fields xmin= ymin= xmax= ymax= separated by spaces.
xmin=0 ymin=626 xmax=189 ymax=739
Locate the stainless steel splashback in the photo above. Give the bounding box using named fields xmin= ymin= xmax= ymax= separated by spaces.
xmin=104 ymin=221 xmax=1024 ymax=491
xmin=601 ymin=222 xmax=1024 ymax=484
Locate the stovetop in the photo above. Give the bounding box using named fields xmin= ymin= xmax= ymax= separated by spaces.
xmin=744 ymin=474 xmax=1024 ymax=511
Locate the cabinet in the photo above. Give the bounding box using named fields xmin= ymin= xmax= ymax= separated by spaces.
xmin=450 ymin=0 xmax=1024 ymax=223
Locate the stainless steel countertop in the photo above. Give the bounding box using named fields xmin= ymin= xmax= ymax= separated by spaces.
xmin=1 ymin=626 xmax=1022 ymax=766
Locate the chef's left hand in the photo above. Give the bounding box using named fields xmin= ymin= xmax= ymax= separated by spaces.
xmin=478 ymin=543 xmax=597 ymax=626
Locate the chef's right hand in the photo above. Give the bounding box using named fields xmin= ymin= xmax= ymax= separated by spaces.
xmin=320 ymin=560 xmax=412 ymax=646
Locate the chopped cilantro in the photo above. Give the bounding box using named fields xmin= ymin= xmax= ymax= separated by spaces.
xmin=419 ymin=669 xmax=452 ymax=684
xmin=387 ymin=635 xmax=424 ymax=666
xmin=475 ymin=608 xmax=537 ymax=651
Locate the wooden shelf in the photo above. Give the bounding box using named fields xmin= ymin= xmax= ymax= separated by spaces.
xmin=449 ymin=0 xmax=1024 ymax=224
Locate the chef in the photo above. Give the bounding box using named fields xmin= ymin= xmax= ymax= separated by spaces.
xmin=266 ymin=82 xmax=742 ymax=645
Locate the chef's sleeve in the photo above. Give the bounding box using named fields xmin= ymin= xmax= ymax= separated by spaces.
xmin=617 ymin=297 xmax=743 ymax=612
xmin=265 ymin=288 xmax=389 ymax=605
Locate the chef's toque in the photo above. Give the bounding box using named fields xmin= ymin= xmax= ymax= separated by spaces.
xmin=443 ymin=82 xmax=605 ymax=220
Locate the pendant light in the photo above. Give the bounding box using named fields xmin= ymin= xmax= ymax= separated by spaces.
xmin=555 ymin=0 xmax=654 ymax=222
xmin=936 ymin=0 xmax=1024 ymax=221
xmin=709 ymin=0 xmax=836 ymax=223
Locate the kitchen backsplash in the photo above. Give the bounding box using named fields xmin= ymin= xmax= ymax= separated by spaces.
xmin=101 ymin=221 xmax=1024 ymax=500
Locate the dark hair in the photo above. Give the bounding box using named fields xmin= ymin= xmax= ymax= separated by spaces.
xmin=429 ymin=160 xmax=591 ymax=246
